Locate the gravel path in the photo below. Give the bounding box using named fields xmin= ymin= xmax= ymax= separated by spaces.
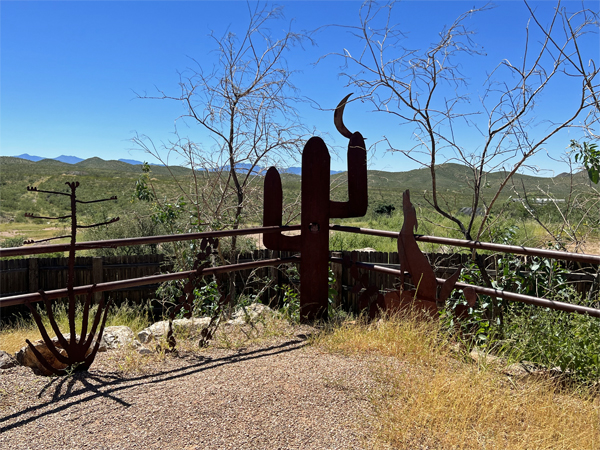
xmin=0 ymin=332 xmax=377 ymax=450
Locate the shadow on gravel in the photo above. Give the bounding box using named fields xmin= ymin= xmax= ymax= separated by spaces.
xmin=1 ymin=338 xmax=307 ymax=433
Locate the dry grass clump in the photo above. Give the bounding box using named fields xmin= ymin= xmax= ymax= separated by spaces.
xmin=102 ymin=313 xmax=303 ymax=375
xmin=313 ymin=312 xmax=600 ymax=450
xmin=0 ymin=301 xmax=151 ymax=355
xmin=316 ymin=315 xmax=445 ymax=364
xmin=0 ymin=328 xmax=42 ymax=355
xmin=103 ymin=344 xmax=169 ymax=375
xmin=214 ymin=314 xmax=302 ymax=349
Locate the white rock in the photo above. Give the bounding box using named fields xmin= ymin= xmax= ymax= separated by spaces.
xmin=174 ymin=317 xmax=211 ymax=330
xmin=228 ymin=303 xmax=273 ymax=325
xmin=137 ymin=317 xmax=212 ymax=343
xmin=101 ymin=326 xmax=134 ymax=350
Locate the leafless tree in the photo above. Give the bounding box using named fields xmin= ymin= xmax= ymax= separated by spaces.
xmin=328 ymin=0 xmax=599 ymax=285
xmin=133 ymin=3 xmax=310 ymax=265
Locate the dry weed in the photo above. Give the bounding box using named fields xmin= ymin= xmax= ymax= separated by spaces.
xmin=0 ymin=328 xmax=43 ymax=354
xmin=314 ymin=312 xmax=600 ymax=450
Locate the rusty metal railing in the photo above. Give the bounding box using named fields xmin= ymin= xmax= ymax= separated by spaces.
xmin=0 ymin=225 xmax=303 ymax=309
xmin=329 ymin=216 xmax=599 ymax=319
xmin=2 ymin=224 xmax=598 ymax=314
xmin=2 ymin=223 xmax=598 ymax=314
xmin=329 ymin=225 xmax=600 ymax=265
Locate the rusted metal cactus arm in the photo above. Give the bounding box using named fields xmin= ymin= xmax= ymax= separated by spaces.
xmin=329 ymin=130 xmax=368 ymax=219
xmin=81 ymin=293 xmax=113 ymax=354
xmin=77 ymin=217 xmax=120 ymax=229
xmin=263 ymin=167 xmax=301 ymax=252
xmin=26 ymin=186 xmax=71 ymax=196
xmin=76 ymin=196 xmax=118 ymax=204
xmin=24 ymin=213 xmax=72 ymax=220
xmin=81 ymin=295 xmax=112 ymax=369
xmin=25 ymin=297 xmax=72 ymax=365
xmin=24 ymin=339 xmax=64 ymax=376
xmin=24 ymin=235 xmax=71 ymax=245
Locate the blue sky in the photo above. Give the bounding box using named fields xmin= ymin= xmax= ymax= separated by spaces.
xmin=1 ymin=0 xmax=598 ymax=175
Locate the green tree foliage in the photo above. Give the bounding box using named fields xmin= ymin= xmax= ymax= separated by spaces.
xmin=571 ymin=140 xmax=600 ymax=185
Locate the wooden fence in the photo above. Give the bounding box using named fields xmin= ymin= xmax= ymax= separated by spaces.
xmin=1 ymin=250 xmax=596 ymax=322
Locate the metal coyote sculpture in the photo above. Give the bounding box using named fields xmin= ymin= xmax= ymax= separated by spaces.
xmin=384 ymin=190 xmax=475 ymax=317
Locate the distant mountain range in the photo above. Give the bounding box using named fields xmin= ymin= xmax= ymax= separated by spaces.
xmin=15 ymin=154 xmax=140 ymax=165
xmin=10 ymin=154 xmax=339 ymax=175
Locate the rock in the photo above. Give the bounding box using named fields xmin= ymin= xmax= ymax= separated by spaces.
xmin=137 ymin=329 xmax=154 ymax=345
xmin=137 ymin=321 xmax=169 ymax=344
xmin=130 ymin=339 xmax=151 ymax=355
xmin=102 ymin=326 xmax=134 ymax=350
xmin=136 ymin=304 xmax=273 ymax=343
xmin=137 ymin=317 xmax=211 ymax=344
xmin=14 ymin=334 xmax=104 ymax=376
xmin=0 ymin=350 xmax=17 ymax=369
xmin=174 ymin=317 xmax=211 ymax=333
xmin=228 ymin=303 xmax=273 ymax=325
xmin=469 ymin=348 xmax=504 ymax=367
xmin=16 ymin=340 xmax=67 ymax=376
xmin=504 ymin=363 xmax=530 ymax=377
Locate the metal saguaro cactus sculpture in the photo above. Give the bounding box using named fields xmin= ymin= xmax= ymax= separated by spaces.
xmin=24 ymin=182 xmax=119 ymax=375
xmin=263 ymin=94 xmax=368 ymax=321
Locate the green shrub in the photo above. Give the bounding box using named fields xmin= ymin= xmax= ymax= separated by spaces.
xmin=0 ymin=235 xmax=26 ymax=248
xmin=500 ymin=301 xmax=600 ymax=383
xmin=444 ymin=251 xmax=600 ymax=383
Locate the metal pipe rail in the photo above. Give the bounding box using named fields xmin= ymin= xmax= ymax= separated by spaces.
xmin=0 ymin=256 xmax=300 ymax=308
xmin=329 ymin=257 xmax=600 ymax=318
xmin=329 ymin=224 xmax=600 ymax=265
xmin=0 ymin=225 xmax=302 ymax=258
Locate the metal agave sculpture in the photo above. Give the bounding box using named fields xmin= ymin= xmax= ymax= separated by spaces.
xmin=24 ymin=181 xmax=119 ymax=375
